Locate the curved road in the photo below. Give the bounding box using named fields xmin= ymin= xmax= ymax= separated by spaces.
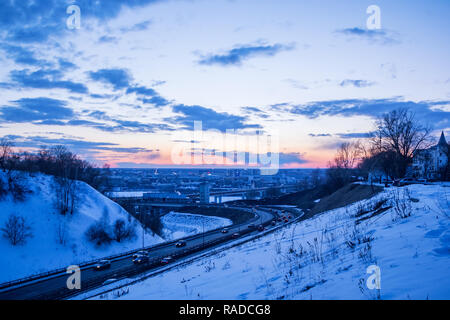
xmin=0 ymin=206 xmax=292 ymax=300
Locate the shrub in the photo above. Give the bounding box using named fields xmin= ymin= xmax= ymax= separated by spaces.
xmin=85 ymin=221 xmax=112 ymax=246
xmin=113 ymin=219 xmax=136 ymax=242
xmin=1 ymin=213 xmax=32 ymax=246
xmin=391 ymin=188 xmax=412 ymax=220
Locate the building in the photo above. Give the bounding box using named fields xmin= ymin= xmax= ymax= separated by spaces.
xmin=412 ymin=131 xmax=449 ymax=179
xmin=199 ymin=182 xmax=210 ymax=204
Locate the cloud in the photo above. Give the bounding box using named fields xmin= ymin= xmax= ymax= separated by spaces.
xmin=309 ymin=133 xmax=332 ymax=137
xmin=139 ymin=96 xmax=170 ymax=107
xmin=9 ymin=68 xmax=88 ymax=94
xmin=0 ymin=98 xmax=73 ymax=123
xmin=126 ymin=85 xmax=170 ymax=107
xmin=336 ymin=27 xmax=400 ymax=45
xmin=5 ymin=134 xmax=156 ymax=155
xmin=198 ymin=43 xmax=295 ymax=66
xmin=88 ymin=68 xmax=132 ymax=90
xmin=0 ymin=44 xmax=49 ymax=66
xmin=170 ymin=104 xmax=262 ymax=132
xmin=290 ymin=98 xmax=450 ymax=130
xmin=58 ymin=58 xmax=77 ymax=71
xmin=241 ymin=106 xmax=269 ymax=119
xmin=336 ymin=132 xmax=375 ymax=139
xmin=98 ymin=35 xmax=119 ymax=43
xmin=126 ymin=86 xmax=157 ymax=96
xmin=339 ymin=79 xmax=375 ymax=88
xmin=278 ymin=152 xmax=308 ymax=166
xmin=0 ymin=1 xmax=163 ymax=44
xmin=120 ymin=20 xmax=152 ymax=32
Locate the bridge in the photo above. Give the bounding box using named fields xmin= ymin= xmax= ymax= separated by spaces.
xmin=187 ymin=184 xmax=299 ymax=203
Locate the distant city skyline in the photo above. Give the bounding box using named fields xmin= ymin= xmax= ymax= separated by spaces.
xmin=0 ymin=0 xmax=449 ymax=168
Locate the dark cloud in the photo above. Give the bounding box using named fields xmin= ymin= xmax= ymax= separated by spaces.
xmin=0 ymin=0 xmax=163 ymax=44
xmin=170 ymin=104 xmax=262 ymax=132
xmin=336 ymin=132 xmax=375 ymax=139
xmin=9 ymin=68 xmax=88 ymax=94
xmin=290 ymin=98 xmax=450 ymax=130
xmin=5 ymin=134 xmax=156 ymax=155
xmin=88 ymin=68 xmax=132 ymax=90
xmin=126 ymin=85 xmax=170 ymax=107
xmin=0 ymin=98 xmax=73 ymax=123
xmin=198 ymin=43 xmax=295 ymax=66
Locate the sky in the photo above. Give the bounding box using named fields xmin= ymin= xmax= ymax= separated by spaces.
xmin=0 ymin=0 xmax=449 ymax=169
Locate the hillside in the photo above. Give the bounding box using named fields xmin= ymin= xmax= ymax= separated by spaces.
xmin=162 ymin=212 xmax=232 ymax=240
xmin=91 ymin=183 xmax=450 ymax=300
xmin=0 ymin=171 xmax=164 ymax=283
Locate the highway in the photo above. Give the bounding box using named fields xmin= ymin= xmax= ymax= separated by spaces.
xmin=0 ymin=206 xmax=296 ymax=300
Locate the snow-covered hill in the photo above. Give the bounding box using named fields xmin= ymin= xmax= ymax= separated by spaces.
xmin=162 ymin=212 xmax=232 ymax=240
xmin=0 ymin=172 xmax=163 ymax=283
xmin=94 ymin=183 xmax=450 ymax=300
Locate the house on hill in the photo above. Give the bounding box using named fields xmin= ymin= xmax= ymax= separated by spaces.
xmin=411 ymin=131 xmax=449 ymax=180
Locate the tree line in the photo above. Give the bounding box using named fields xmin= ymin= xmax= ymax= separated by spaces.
xmin=0 ymin=140 xmax=111 ymax=215
xmin=325 ymin=108 xmax=449 ymax=191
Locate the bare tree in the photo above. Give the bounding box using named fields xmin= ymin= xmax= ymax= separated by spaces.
xmin=1 ymin=213 xmax=32 ymax=246
xmin=51 ymin=146 xmax=79 ymax=215
xmin=372 ymin=108 xmax=433 ymax=177
xmin=334 ymin=141 xmax=364 ymax=170
xmin=326 ymin=141 xmax=364 ymax=191
xmin=0 ymin=138 xmax=13 ymax=172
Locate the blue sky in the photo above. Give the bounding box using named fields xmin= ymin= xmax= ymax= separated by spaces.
xmin=0 ymin=0 xmax=449 ymax=168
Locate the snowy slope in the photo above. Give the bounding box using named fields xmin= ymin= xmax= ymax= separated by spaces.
xmin=0 ymin=172 xmax=163 ymax=283
xmin=162 ymin=212 xmax=232 ymax=240
xmin=95 ymin=184 xmax=450 ymax=300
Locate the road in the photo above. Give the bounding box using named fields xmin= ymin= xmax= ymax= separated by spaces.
xmin=0 ymin=207 xmax=294 ymax=300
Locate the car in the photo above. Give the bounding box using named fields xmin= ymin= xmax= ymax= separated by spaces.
xmin=221 ymin=228 xmax=229 ymax=233
xmin=231 ymin=232 xmax=240 ymax=239
xmin=94 ymin=259 xmax=111 ymax=271
xmin=257 ymin=225 xmax=265 ymax=231
xmin=161 ymin=256 xmax=174 ymax=265
xmin=132 ymin=254 xmax=149 ymax=264
xmin=248 ymin=224 xmax=256 ymax=229
xmin=271 ymin=220 xmax=276 ymax=226
xmin=284 ymin=219 xmax=289 ymax=223
xmin=288 ymin=215 xmax=292 ymax=219
xmin=132 ymin=250 xmax=148 ymax=259
xmin=175 ymin=240 xmax=187 ymax=248
xmin=277 ymin=217 xmax=282 ymax=222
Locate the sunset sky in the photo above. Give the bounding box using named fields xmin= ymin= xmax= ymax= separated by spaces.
xmin=0 ymin=0 xmax=449 ymax=168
